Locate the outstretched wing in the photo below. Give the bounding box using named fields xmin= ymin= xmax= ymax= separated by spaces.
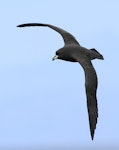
xmin=74 ymin=56 xmax=98 ymax=140
xmin=17 ymin=23 xmax=80 ymax=46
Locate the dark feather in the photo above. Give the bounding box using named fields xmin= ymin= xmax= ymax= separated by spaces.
xmin=72 ymin=57 xmax=98 ymax=140
xmin=17 ymin=23 xmax=80 ymax=46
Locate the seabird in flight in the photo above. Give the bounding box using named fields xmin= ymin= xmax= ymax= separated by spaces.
xmin=17 ymin=23 xmax=104 ymax=140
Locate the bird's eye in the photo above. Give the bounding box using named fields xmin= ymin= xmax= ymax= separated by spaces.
xmin=56 ymin=51 xmax=59 ymax=55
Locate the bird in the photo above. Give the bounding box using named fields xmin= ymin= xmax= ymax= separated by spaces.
xmin=17 ymin=23 xmax=104 ymax=140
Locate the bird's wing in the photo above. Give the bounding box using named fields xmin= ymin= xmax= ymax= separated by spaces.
xmin=74 ymin=56 xmax=98 ymax=140
xmin=17 ymin=23 xmax=80 ymax=46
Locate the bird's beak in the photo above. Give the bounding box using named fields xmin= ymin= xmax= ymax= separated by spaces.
xmin=52 ymin=55 xmax=58 ymax=61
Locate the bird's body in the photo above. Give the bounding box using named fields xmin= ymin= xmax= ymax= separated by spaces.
xmin=55 ymin=45 xmax=96 ymax=62
xmin=17 ymin=23 xmax=104 ymax=140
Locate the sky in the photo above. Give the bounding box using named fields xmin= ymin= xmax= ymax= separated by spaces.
xmin=0 ymin=0 xmax=119 ymax=149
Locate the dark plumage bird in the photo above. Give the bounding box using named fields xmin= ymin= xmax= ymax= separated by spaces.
xmin=17 ymin=23 xmax=104 ymax=140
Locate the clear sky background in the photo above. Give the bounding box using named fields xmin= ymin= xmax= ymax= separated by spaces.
xmin=0 ymin=0 xmax=119 ymax=149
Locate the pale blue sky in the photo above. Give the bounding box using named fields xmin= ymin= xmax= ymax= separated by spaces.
xmin=0 ymin=0 xmax=119 ymax=149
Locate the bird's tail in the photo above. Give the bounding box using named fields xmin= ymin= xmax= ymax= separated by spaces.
xmin=90 ymin=48 xmax=104 ymax=60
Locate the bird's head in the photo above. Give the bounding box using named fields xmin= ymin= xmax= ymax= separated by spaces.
xmin=52 ymin=48 xmax=77 ymax=62
xmin=52 ymin=49 xmax=64 ymax=61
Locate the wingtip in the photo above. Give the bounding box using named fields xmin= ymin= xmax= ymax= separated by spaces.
xmin=91 ymin=129 xmax=95 ymax=140
xmin=17 ymin=24 xmax=23 ymax=27
xmin=91 ymin=135 xmax=94 ymax=140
